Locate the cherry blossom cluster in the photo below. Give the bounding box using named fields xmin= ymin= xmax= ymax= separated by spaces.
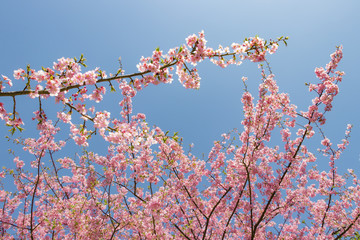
xmin=0 ymin=32 xmax=358 ymax=239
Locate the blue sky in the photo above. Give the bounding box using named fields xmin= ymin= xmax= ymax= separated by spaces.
xmin=0 ymin=0 xmax=359 ymax=174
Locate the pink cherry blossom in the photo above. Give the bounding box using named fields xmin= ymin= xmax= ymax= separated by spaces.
xmin=13 ymin=68 xmax=25 ymax=80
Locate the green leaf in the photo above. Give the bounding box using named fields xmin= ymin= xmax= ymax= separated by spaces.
xmin=9 ymin=127 xmax=15 ymax=135
xmin=110 ymin=85 xmax=116 ymax=92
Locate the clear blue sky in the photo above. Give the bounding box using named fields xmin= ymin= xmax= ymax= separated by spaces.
xmin=0 ymin=0 xmax=359 ymax=174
